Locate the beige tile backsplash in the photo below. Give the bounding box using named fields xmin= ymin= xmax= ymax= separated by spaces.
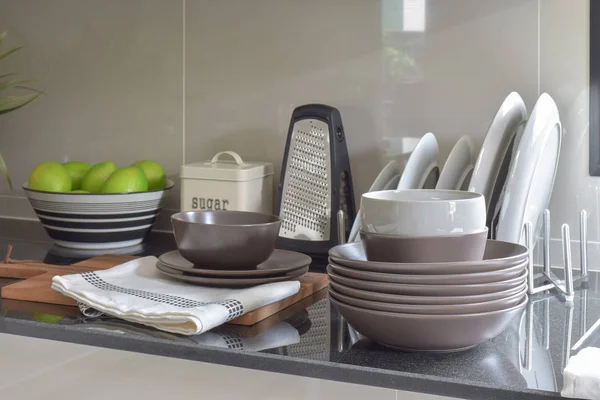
xmin=0 ymin=0 xmax=183 ymax=214
xmin=0 ymin=0 xmax=595 ymax=267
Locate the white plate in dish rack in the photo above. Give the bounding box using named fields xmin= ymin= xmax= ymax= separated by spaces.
xmin=468 ymin=92 xmax=527 ymax=228
xmin=348 ymin=160 xmax=402 ymax=242
xmin=397 ymin=132 xmax=440 ymax=191
xmin=495 ymin=93 xmax=562 ymax=245
xmin=349 ymin=133 xmax=439 ymax=243
xmin=436 ymin=135 xmax=476 ymax=191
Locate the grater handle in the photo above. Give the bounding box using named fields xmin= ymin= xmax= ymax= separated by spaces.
xmin=337 ymin=209 xmax=346 ymax=245
xmin=207 ymin=151 xmax=247 ymax=166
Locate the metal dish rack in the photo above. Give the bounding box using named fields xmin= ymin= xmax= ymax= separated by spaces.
xmin=523 ymin=209 xmax=588 ymax=302
xmin=515 ymin=208 xmax=599 ymax=366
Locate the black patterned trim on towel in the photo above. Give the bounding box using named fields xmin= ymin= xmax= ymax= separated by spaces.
xmin=221 ymin=333 xmax=244 ymax=350
xmin=80 ymin=272 xmax=244 ymax=321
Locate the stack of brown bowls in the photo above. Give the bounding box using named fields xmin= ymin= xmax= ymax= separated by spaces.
xmin=328 ymin=189 xmax=529 ymax=352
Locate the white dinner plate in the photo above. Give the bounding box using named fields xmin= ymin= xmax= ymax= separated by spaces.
xmin=436 ymin=135 xmax=476 ymax=191
xmin=495 ymin=93 xmax=562 ymax=245
xmin=383 ymin=174 xmax=401 ymax=190
xmin=397 ymin=132 xmax=439 ymax=190
xmin=468 ymin=92 xmax=528 ymax=229
xmin=348 ymin=160 xmax=402 ymax=242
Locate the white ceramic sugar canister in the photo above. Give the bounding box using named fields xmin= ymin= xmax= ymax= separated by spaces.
xmin=180 ymin=151 xmax=274 ymax=214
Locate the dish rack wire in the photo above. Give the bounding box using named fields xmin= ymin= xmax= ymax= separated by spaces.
xmin=520 ymin=209 xmax=589 ymax=302
xmin=521 ymin=209 xmax=600 ymax=360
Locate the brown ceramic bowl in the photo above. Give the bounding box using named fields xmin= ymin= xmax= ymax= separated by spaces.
xmin=360 ymin=228 xmax=488 ymax=263
xmin=171 ymin=210 xmax=281 ymax=270
xmin=330 ymin=295 xmax=528 ymax=352
xmin=328 ymin=260 xmax=526 ymax=285
xmin=328 ymin=287 xmax=527 ymax=315
xmin=327 ymin=265 xmax=527 ymax=296
xmin=329 ymin=239 xmax=528 ymax=274
xmin=328 ymin=279 xmax=528 ymax=305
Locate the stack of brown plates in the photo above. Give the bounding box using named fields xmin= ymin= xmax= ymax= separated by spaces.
xmin=328 ymin=239 xmax=529 ymax=352
xmin=157 ymin=249 xmax=311 ymax=288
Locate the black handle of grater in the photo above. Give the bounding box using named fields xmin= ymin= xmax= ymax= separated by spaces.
xmin=329 ymin=106 xmax=356 ymax=242
xmin=329 ymin=107 xmax=356 ymax=242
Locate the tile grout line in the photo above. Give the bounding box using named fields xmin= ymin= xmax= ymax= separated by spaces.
xmin=182 ymin=0 xmax=186 ymax=165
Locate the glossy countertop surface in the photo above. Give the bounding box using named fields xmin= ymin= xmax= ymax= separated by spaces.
xmin=1 ymin=220 xmax=599 ymax=400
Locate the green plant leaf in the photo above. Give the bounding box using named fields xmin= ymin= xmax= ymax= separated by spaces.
xmin=13 ymin=85 xmax=43 ymax=94
xmin=0 ymin=91 xmax=43 ymax=114
xmin=0 ymin=31 xmax=42 ymax=192
xmin=0 ymin=150 xmax=13 ymax=191
xmin=0 ymin=78 xmax=37 ymax=92
xmin=0 ymin=45 xmax=24 ymax=61
xmin=0 ymin=94 xmax=35 ymax=107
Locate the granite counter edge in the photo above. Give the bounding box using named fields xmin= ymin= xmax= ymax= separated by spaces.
xmin=0 ymin=317 xmax=559 ymax=400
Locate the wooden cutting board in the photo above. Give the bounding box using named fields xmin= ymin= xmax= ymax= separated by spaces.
xmin=0 ymin=255 xmax=328 ymax=326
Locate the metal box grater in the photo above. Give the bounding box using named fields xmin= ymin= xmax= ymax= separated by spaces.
xmin=276 ymin=104 xmax=355 ymax=257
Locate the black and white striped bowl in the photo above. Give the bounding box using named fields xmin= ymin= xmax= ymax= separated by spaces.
xmin=23 ymin=180 xmax=174 ymax=249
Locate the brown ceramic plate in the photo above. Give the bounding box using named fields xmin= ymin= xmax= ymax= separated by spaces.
xmin=328 ymin=260 xmax=526 ymax=285
xmin=158 ymin=249 xmax=311 ymax=278
xmin=329 ymin=240 xmax=528 ymax=274
xmin=327 ymin=265 xmax=527 ymax=296
xmin=328 ymin=279 xmax=528 ymax=305
xmin=329 ymin=295 xmax=528 ymax=352
xmin=156 ymin=263 xmax=308 ymax=288
xmin=328 ymin=287 xmax=527 ymax=315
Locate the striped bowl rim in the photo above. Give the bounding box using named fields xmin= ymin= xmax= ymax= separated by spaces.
xmin=23 ymin=179 xmax=175 ymax=196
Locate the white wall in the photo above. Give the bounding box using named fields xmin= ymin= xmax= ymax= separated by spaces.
xmin=0 ymin=0 xmax=593 ymax=268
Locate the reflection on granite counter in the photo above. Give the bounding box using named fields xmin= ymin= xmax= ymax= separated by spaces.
xmin=1 ymin=220 xmax=600 ymax=399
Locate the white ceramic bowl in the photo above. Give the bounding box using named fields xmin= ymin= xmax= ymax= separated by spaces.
xmin=360 ymin=189 xmax=486 ymax=237
xmin=23 ymin=180 xmax=174 ymax=249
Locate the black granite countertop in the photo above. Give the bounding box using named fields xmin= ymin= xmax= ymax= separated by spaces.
xmin=0 ymin=219 xmax=598 ymax=400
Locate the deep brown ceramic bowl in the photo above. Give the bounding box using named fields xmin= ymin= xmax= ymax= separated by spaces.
xmin=171 ymin=210 xmax=281 ymax=269
xmin=328 ymin=259 xmax=526 ymax=285
xmin=329 ymin=239 xmax=528 ymax=275
xmin=360 ymin=228 xmax=488 ymax=263
xmin=328 ymin=287 xmax=527 ymax=315
xmin=329 ymin=295 xmax=528 ymax=352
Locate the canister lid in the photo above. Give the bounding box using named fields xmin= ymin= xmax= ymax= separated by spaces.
xmin=180 ymin=151 xmax=274 ymax=182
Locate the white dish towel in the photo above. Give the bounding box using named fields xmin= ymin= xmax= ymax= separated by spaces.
xmin=562 ymin=347 xmax=600 ymax=399
xmin=51 ymin=256 xmax=301 ymax=336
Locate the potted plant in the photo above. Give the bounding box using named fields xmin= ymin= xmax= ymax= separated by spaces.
xmin=0 ymin=31 xmax=43 ymax=189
